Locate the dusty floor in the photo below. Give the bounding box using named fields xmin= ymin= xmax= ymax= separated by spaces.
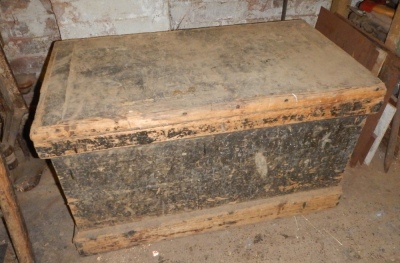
xmin=1 ymin=147 xmax=400 ymax=263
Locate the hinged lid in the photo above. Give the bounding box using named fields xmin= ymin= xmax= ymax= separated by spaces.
xmin=31 ymin=20 xmax=385 ymax=158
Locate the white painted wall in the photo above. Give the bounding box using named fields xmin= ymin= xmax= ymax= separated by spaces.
xmin=50 ymin=0 xmax=170 ymax=39
xmin=49 ymin=0 xmax=331 ymax=40
xmin=0 ymin=0 xmax=331 ymax=77
xmin=0 ymin=0 xmax=60 ymax=75
xmin=170 ymin=0 xmax=331 ymax=30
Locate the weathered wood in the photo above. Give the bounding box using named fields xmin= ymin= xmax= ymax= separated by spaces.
xmin=31 ymin=21 xmax=385 ymax=254
xmin=316 ymin=7 xmax=388 ymax=75
xmin=0 ymin=46 xmax=28 ymax=152
xmin=316 ymin=7 xmax=400 ymax=167
xmin=74 ymin=185 xmax=342 ymax=255
xmin=0 ymin=154 xmax=35 ymax=263
xmin=34 ymin=90 xmax=382 ymax=159
xmin=330 ymin=0 xmax=350 ymax=17
xmin=384 ymin=8 xmax=400 ymax=169
xmin=30 ymin=20 xmax=384 ymax=158
xmin=381 ymin=126 xmax=400 ymax=157
xmin=53 ymin=115 xmax=365 ymax=230
xmin=371 ymin=49 xmax=388 ymax=76
xmin=384 ymin=91 xmax=400 ymax=171
xmin=386 ymin=6 xmax=400 ymax=54
xmin=364 ymin=103 xmax=397 ymax=165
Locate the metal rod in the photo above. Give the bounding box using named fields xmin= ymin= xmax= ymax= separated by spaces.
xmin=281 ymin=0 xmax=289 ymax=21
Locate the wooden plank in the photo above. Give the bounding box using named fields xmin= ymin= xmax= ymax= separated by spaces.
xmin=0 ymin=47 xmax=28 ymax=147
xmin=52 ymin=115 xmax=364 ymax=230
xmin=330 ymin=0 xmax=350 ymax=17
xmin=371 ymin=48 xmax=388 ymax=76
xmin=74 ymin=185 xmax=342 ymax=255
xmin=0 ymin=154 xmax=35 ymax=263
xmin=30 ymin=20 xmax=384 ymax=158
xmin=33 ymin=87 xmax=383 ymax=158
xmin=384 ymin=91 xmax=400 ymax=171
xmin=31 ymin=20 xmax=385 ymax=256
xmin=386 ymin=6 xmax=400 ymax=54
xmin=316 ymin=7 xmax=400 ymax=167
xmin=316 ymin=7 xmax=387 ymax=75
xmin=364 ymin=103 xmax=396 ymax=165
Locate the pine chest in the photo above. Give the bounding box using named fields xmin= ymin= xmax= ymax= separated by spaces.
xmin=31 ymin=20 xmax=385 ymax=255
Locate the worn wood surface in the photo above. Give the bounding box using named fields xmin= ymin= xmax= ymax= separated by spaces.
xmin=0 ymin=47 xmax=28 ymax=147
xmin=51 ymin=115 xmax=365 ymax=231
xmin=30 ymin=20 xmax=384 ymax=158
xmin=316 ymin=7 xmax=387 ymax=75
xmin=74 ymin=185 xmax=342 ymax=255
xmin=364 ymin=103 xmax=397 ymax=165
xmin=386 ymin=6 xmax=400 ymax=54
xmin=0 ymin=154 xmax=35 ymax=263
xmin=316 ymin=8 xmax=400 ymax=167
xmin=384 ymin=91 xmax=400 ymax=172
xmin=30 ymin=21 xmax=385 ymax=254
xmin=330 ymin=0 xmax=350 ymax=17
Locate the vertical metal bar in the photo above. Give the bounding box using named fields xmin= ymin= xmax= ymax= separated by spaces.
xmin=281 ymin=0 xmax=289 ymax=21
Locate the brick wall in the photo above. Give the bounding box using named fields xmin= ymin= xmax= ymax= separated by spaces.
xmin=0 ymin=0 xmax=60 ymax=77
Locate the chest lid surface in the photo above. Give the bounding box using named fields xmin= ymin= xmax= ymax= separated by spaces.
xmin=31 ymin=20 xmax=385 ymax=158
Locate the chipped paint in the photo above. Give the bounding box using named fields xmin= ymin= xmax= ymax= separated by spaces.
xmin=169 ymin=0 xmax=331 ymax=29
xmin=50 ymin=0 xmax=170 ymax=39
xmin=0 ymin=0 xmax=60 ymax=75
xmin=0 ymin=0 xmax=59 ymax=42
xmin=1 ymin=0 xmax=331 ymax=77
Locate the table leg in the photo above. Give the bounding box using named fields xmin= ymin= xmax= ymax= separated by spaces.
xmin=0 ymin=154 xmax=35 ymax=263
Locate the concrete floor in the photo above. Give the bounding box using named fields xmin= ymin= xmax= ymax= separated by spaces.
xmin=1 ymin=147 xmax=400 ymax=263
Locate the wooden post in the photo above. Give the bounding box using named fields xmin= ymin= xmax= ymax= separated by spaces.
xmin=386 ymin=7 xmax=400 ymax=54
xmin=0 ymin=48 xmax=28 ymax=148
xmin=0 ymin=154 xmax=35 ymax=263
xmin=330 ymin=0 xmax=350 ymax=18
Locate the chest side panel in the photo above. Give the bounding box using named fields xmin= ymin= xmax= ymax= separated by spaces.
xmin=52 ymin=115 xmax=365 ymax=230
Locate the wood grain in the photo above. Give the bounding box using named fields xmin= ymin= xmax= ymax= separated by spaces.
xmin=74 ymin=185 xmax=342 ymax=255
xmin=30 ymin=21 xmax=385 ymax=255
xmin=330 ymin=0 xmax=350 ymax=17
xmin=53 ymin=115 xmax=364 ymax=231
xmin=0 ymin=154 xmax=35 ymax=263
xmin=315 ymin=7 xmax=400 ymax=167
xmin=33 ymin=87 xmax=383 ymax=158
xmin=316 ymin=7 xmax=387 ymax=75
xmin=30 ymin=20 xmax=384 ymax=158
xmin=0 ymin=47 xmax=28 ymax=148
xmin=386 ymin=6 xmax=400 ymax=54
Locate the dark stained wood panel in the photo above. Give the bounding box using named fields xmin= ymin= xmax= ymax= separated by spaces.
xmin=53 ymin=115 xmax=365 ymax=230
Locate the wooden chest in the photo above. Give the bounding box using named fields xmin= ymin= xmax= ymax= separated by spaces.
xmin=30 ymin=20 xmax=385 ymax=255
